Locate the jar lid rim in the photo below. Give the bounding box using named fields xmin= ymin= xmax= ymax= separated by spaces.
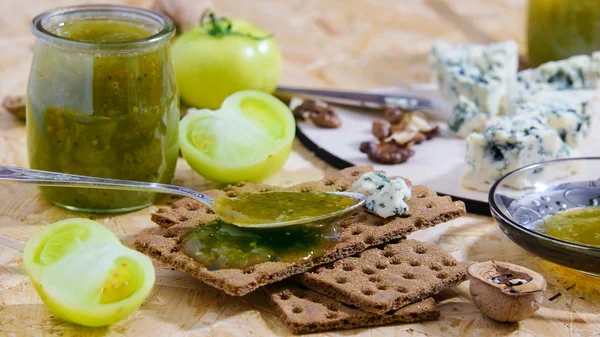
xmin=31 ymin=4 xmax=175 ymax=53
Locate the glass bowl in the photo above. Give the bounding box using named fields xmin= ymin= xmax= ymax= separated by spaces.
xmin=489 ymin=157 xmax=600 ymax=276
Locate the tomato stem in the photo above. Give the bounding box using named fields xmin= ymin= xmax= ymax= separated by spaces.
xmin=199 ymin=10 xmax=273 ymax=40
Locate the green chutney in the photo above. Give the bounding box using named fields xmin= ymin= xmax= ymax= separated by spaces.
xmin=181 ymin=219 xmax=342 ymax=270
xmin=539 ymin=206 xmax=600 ymax=247
xmin=212 ymin=191 xmax=358 ymax=226
xmin=27 ymin=13 xmax=179 ymax=212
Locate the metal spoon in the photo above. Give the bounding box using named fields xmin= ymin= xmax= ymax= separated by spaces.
xmin=0 ymin=165 xmax=365 ymax=228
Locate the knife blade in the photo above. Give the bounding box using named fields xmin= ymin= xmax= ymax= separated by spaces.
xmin=275 ymin=85 xmax=443 ymax=111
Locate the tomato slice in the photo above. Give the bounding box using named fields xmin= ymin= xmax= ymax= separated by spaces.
xmin=23 ymin=218 xmax=155 ymax=327
xmin=179 ymin=90 xmax=295 ymax=183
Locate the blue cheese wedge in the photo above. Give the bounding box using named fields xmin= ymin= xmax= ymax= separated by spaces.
xmin=462 ymin=113 xmax=574 ymax=191
xmin=515 ymin=52 xmax=600 ymax=104
xmin=430 ymin=40 xmax=518 ymax=117
xmin=447 ymin=95 xmax=487 ymax=138
xmin=350 ymin=172 xmax=411 ymax=218
xmin=514 ymin=91 xmax=594 ymax=148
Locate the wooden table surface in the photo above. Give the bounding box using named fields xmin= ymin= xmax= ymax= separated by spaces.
xmin=1 ymin=1 xmax=600 ymax=336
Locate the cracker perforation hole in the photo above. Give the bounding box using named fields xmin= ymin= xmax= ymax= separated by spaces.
xmin=324 ymin=180 xmax=335 ymax=186
xmin=351 ymin=228 xmax=363 ymax=235
xmin=362 ymin=288 xmax=375 ymax=296
xmin=292 ymin=306 xmax=303 ymax=314
xmin=396 ymin=286 xmax=408 ymax=293
xmin=301 ymin=187 xmax=312 ymax=193
xmin=362 ymin=268 xmax=376 ymax=275
xmin=390 ymin=257 xmax=402 ymax=265
xmin=368 ymin=276 xmax=381 ymax=283
xmin=375 ymin=262 xmax=387 ymax=270
xmin=279 ymin=291 xmax=291 ymax=300
xmin=409 ymin=260 xmax=421 ymax=267
xmin=337 ymin=185 xmax=348 ymax=192
xmin=342 ymin=264 xmax=355 ymax=271
xmin=414 ymin=246 xmax=427 ymax=254
xmin=402 ymin=272 xmax=415 ymax=279
xmin=442 ymin=259 xmax=456 ymax=267
xmin=178 ymin=215 xmax=188 ymax=222
xmin=430 ymin=264 xmax=442 ymax=271
xmin=335 ymin=277 xmax=347 ymax=284
xmin=437 ymin=272 xmax=448 ymax=279
xmin=426 ymin=204 xmax=433 ymax=209
xmin=364 ymin=234 xmax=376 ymax=245
xmin=351 ymin=171 xmax=361 ymax=177
xmin=377 ymin=284 xmax=388 ymax=290
xmin=382 ymin=250 xmax=395 ymax=258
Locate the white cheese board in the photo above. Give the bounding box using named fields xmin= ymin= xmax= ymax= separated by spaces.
xmin=295 ymin=86 xmax=600 ymax=215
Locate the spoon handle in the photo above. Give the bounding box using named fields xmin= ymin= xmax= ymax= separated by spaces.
xmin=0 ymin=165 xmax=213 ymax=208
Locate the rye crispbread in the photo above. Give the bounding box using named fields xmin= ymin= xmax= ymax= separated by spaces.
xmin=263 ymin=281 xmax=439 ymax=334
xmin=297 ymin=239 xmax=467 ymax=314
xmin=134 ymin=166 xmax=466 ymax=296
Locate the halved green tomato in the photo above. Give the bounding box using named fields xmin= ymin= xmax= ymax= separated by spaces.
xmin=23 ymin=218 xmax=155 ymax=327
xmin=179 ymin=90 xmax=295 ymax=184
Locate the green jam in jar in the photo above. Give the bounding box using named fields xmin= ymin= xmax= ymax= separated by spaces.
xmin=528 ymin=0 xmax=600 ymax=66
xmin=27 ymin=6 xmax=178 ymax=212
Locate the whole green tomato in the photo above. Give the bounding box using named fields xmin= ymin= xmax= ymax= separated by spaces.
xmin=172 ymin=12 xmax=282 ymax=109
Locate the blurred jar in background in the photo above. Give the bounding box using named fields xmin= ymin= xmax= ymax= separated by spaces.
xmin=528 ymin=0 xmax=600 ymax=66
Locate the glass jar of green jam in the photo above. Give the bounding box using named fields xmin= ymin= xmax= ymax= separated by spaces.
xmin=528 ymin=0 xmax=600 ymax=66
xmin=27 ymin=5 xmax=179 ymax=213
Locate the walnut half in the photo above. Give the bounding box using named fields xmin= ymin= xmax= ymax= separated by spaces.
xmin=292 ymin=99 xmax=342 ymax=128
xmin=359 ymin=141 xmax=414 ymax=164
xmin=2 ymin=95 xmax=26 ymax=120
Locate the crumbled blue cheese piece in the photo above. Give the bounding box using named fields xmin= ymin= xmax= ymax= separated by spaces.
xmin=447 ymin=95 xmax=487 ymax=138
xmin=514 ymin=91 xmax=594 ymax=148
xmin=515 ymin=52 xmax=600 ymax=104
xmin=349 ymin=171 xmax=391 ymax=196
xmin=429 ymin=40 xmax=518 ymax=117
xmin=462 ymin=113 xmax=573 ymax=191
xmin=350 ymin=172 xmax=411 ymax=218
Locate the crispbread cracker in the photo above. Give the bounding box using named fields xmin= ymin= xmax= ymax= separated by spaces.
xmin=297 ymin=239 xmax=467 ymax=314
xmin=134 ymin=166 xmax=466 ymax=296
xmin=263 ymin=281 xmax=439 ymax=334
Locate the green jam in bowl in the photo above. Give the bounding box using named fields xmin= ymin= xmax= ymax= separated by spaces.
xmin=27 ymin=5 xmax=179 ymax=212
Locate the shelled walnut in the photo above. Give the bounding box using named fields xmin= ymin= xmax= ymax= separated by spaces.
xmin=2 ymin=95 xmax=26 ymax=120
xmin=361 ymin=108 xmax=438 ymax=165
xmin=291 ymin=98 xmax=342 ymax=128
